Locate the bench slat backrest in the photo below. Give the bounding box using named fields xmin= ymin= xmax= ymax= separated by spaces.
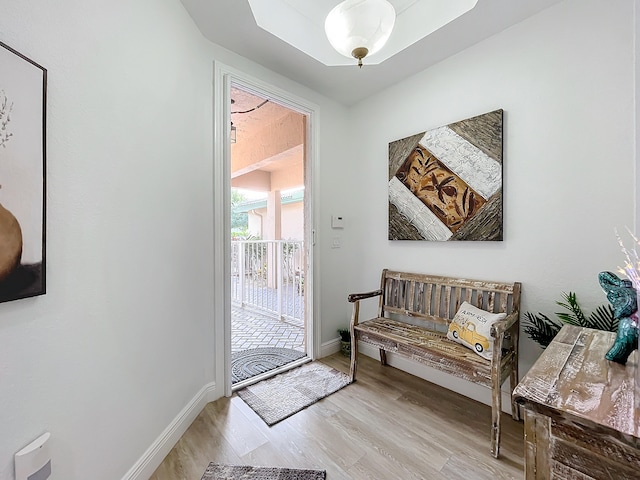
xmin=377 ymin=269 xmax=521 ymax=329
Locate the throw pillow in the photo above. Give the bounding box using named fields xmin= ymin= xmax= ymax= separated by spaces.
xmin=447 ymin=301 xmax=506 ymax=360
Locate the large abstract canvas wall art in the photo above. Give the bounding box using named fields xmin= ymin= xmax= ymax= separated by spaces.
xmin=388 ymin=109 xmax=503 ymax=241
xmin=0 ymin=41 xmax=47 ymax=302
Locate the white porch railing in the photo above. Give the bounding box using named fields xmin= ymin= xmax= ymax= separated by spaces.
xmin=231 ymin=240 xmax=304 ymax=324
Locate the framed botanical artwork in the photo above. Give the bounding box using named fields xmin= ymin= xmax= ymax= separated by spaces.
xmin=388 ymin=109 xmax=503 ymax=241
xmin=0 ymin=41 xmax=46 ymax=302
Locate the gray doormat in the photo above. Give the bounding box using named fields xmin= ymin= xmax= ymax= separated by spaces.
xmin=231 ymin=347 xmax=307 ymax=384
xmin=236 ymin=362 xmax=351 ymax=425
xmin=201 ymin=463 xmax=326 ymax=479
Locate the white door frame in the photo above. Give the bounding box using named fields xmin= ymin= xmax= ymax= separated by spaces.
xmin=213 ymin=62 xmax=321 ymax=398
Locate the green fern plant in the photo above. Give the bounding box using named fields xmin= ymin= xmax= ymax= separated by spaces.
xmin=524 ymin=292 xmax=617 ymax=349
xmin=588 ymin=304 xmax=618 ymax=331
xmin=337 ymin=328 xmax=351 ymax=342
xmin=523 ymin=312 xmax=563 ymax=348
xmin=555 ymin=292 xmax=588 ymax=326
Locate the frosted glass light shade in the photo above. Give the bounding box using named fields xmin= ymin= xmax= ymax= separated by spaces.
xmin=325 ymin=0 xmax=396 ymax=63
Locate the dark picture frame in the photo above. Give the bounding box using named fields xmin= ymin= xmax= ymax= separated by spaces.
xmin=0 ymin=41 xmax=47 ymax=302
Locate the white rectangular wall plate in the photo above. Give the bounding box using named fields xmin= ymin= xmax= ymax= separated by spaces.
xmin=331 ymin=215 xmax=345 ymax=229
xmin=15 ymin=432 xmax=51 ymax=480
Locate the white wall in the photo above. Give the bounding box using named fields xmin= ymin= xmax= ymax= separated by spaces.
xmin=2 ymin=0 xmax=635 ymax=477
xmin=343 ymin=0 xmax=636 ymax=396
xmin=0 ymin=1 xmax=216 ymax=479
xmin=0 ymin=1 xmax=352 ymax=478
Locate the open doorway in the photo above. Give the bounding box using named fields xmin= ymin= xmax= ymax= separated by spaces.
xmin=229 ymin=84 xmax=310 ymax=389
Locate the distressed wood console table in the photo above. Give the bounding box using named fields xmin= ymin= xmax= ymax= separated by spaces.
xmin=513 ymin=325 xmax=639 ymax=479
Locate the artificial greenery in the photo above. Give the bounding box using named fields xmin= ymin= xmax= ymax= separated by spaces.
xmin=523 ymin=292 xmax=617 ymax=348
xmin=337 ymin=328 xmax=351 ymax=342
xmin=523 ymin=312 xmax=563 ymax=349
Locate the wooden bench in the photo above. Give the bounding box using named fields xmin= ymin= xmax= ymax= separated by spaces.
xmin=348 ymin=269 xmax=522 ymax=458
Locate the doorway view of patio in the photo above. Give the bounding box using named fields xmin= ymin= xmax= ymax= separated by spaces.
xmin=231 ymin=238 xmax=305 ymax=354
xmin=229 ymin=84 xmax=309 ymax=387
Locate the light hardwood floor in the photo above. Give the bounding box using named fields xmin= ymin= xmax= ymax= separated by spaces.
xmin=149 ymin=353 xmax=524 ymax=480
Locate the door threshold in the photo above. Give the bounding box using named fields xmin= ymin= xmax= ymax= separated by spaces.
xmin=231 ymin=355 xmax=311 ymax=392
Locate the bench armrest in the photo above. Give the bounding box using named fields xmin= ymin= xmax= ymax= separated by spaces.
xmin=348 ymin=289 xmax=383 ymax=303
xmin=348 ymin=289 xmax=382 ymax=331
xmin=490 ymin=312 xmax=519 ymax=338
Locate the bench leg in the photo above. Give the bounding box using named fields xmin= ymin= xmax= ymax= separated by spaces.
xmin=510 ymin=330 xmax=521 ymax=421
xmin=510 ymin=362 xmax=520 ymax=421
xmin=379 ymin=349 xmax=387 ymax=366
xmin=349 ymin=335 xmax=358 ymax=383
xmin=491 ymin=375 xmax=501 ymax=458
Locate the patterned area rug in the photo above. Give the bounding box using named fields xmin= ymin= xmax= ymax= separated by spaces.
xmin=201 ymin=463 xmax=326 ymax=480
xmin=237 ymin=362 xmax=351 ymax=425
xmin=232 ymin=348 xmax=307 ymax=384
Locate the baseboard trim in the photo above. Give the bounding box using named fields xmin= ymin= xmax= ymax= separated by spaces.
xmin=121 ymin=381 xmax=217 ymax=480
xmin=358 ymin=343 xmax=513 ymax=413
xmin=320 ymin=337 xmax=341 ymax=357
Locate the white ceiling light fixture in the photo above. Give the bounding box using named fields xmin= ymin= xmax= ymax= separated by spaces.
xmin=324 ymin=0 xmax=396 ymax=68
xmin=245 ymin=0 xmax=479 ymax=67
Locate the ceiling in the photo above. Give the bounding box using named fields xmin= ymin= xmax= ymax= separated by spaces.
xmin=244 ymin=0 xmax=479 ymax=66
xmin=230 ymin=87 xmax=304 ymax=192
xmin=231 ymin=87 xmax=292 ymax=140
xmin=181 ymin=0 xmax=565 ymax=106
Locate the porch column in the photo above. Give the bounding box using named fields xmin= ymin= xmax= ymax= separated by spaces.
xmin=265 ymin=190 xmax=281 ymax=288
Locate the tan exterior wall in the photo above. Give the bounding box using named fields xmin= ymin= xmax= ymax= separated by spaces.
xmin=247 ymin=202 xmax=303 ymax=240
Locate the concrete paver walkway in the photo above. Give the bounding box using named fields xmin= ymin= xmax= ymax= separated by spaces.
xmin=231 ymin=304 xmax=305 ymax=353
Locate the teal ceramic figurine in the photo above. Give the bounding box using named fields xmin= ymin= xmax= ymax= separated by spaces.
xmin=599 ymin=271 xmax=638 ymax=364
